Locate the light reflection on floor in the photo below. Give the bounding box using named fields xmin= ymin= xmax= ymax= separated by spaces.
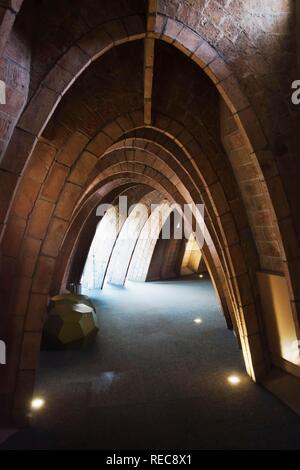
xmin=3 ymin=278 xmax=300 ymax=449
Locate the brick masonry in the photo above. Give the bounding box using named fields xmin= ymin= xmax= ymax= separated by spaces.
xmin=0 ymin=0 xmax=299 ymax=425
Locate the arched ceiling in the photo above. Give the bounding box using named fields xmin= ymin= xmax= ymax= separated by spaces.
xmin=44 ymin=41 xmax=144 ymax=139
xmin=28 ymin=0 xmax=148 ymax=96
xmin=153 ymin=41 xmax=220 ymax=146
xmin=1 ymin=0 xmax=300 ymax=425
xmin=42 ymin=38 xmax=221 ymax=154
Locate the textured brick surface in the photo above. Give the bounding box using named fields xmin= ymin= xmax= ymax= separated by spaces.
xmin=0 ymin=0 xmax=299 ymax=424
xmin=0 ymin=10 xmax=30 ymax=162
xmin=27 ymin=199 xmax=55 ymax=239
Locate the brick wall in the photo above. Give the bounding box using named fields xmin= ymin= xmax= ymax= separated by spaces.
xmin=0 ymin=0 xmax=299 ymax=425
xmin=0 ymin=1 xmax=31 ymax=162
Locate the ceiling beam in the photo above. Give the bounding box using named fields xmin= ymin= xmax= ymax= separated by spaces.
xmin=144 ymin=0 xmax=157 ymax=125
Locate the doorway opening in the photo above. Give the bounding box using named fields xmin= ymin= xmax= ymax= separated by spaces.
xmin=80 ymin=199 xmax=205 ymax=292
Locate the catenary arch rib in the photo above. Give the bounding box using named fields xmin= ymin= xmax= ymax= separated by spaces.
xmin=60 ymin=147 xmax=235 ymax=331
xmin=1 ymin=15 xmax=298 ymax=425
xmin=53 ymin=161 xmax=262 ymax=375
xmin=0 ymin=33 xmax=296 ymax=344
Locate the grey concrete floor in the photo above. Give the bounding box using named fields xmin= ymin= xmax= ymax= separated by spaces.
xmin=2 ymin=277 xmax=300 ymax=449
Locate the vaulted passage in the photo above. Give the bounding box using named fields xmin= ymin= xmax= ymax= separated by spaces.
xmin=1 ymin=0 xmax=300 ymax=450
xmin=80 ymin=192 xmax=197 ymax=289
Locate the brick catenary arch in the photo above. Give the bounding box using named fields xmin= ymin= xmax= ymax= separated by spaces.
xmin=0 ymin=5 xmax=299 ymax=426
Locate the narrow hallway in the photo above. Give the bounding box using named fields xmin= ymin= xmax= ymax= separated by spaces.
xmin=3 ymin=278 xmax=300 ymax=450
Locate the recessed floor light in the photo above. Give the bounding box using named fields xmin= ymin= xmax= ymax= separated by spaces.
xmin=227 ymin=375 xmax=240 ymax=385
xmin=31 ymin=398 xmax=45 ymax=410
xmin=194 ymin=318 xmax=202 ymax=324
